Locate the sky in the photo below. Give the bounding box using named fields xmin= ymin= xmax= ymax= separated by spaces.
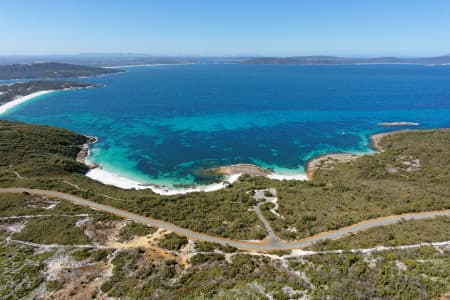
xmin=1 ymin=0 xmax=450 ymax=57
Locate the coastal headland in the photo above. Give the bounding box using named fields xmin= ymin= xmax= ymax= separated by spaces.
xmin=305 ymin=130 xmax=413 ymax=180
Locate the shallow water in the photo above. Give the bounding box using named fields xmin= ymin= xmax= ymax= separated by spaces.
xmin=3 ymin=64 xmax=450 ymax=187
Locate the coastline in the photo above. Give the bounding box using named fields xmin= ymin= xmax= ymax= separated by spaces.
xmin=0 ymin=90 xmax=54 ymax=114
xmin=80 ymin=130 xmax=404 ymax=194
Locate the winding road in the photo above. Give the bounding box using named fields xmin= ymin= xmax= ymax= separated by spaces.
xmin=1 ymin=187 xmax=449 ymax=251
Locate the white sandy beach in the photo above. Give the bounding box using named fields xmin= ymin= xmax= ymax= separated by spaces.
xmin=85 ymin=164 xmax=309 ymax=195
xmin=0 ymin=90 xmax=54 ymax=114
xmin=86 ymin=167 xmax=242 ymax=195
xmin=267 ymin=172 xmax=308 ymax=181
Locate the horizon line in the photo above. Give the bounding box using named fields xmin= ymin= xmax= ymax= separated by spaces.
xmin=0 ymin=53 xmax=449 ymax=59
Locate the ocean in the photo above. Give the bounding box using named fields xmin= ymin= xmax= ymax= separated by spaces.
xmin=3 ymin=64 xmax=450 ymax=189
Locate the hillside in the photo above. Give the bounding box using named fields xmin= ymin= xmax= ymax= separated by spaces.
xmin=0 ymin=62 xmax=122 ymax=80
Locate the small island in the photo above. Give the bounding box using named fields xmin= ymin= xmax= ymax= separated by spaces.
xmin=377 ymin=121 xmax=419 ymax=126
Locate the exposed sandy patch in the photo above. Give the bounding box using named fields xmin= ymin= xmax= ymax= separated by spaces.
xmin=45 ymin=257 xmax=110 ymax=300
xmin=0 ymin=219 xmax=26 ymax=233
xmin=107 ymin=235 xmax=152 ymax=249
xmin=81 ymin=219 xmax=123 ymax=246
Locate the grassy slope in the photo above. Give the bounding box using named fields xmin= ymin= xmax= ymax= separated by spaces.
xmin=0 ymin=120 xmax=448 ymax=241
xmin=0 ymin=188 xmax=449 ymax=298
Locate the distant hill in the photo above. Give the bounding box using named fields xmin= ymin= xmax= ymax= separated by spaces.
xmin=0 ymin=62 xmax=122 ymax=80
xmin=238 ymin=55 xmax=450 ymax=65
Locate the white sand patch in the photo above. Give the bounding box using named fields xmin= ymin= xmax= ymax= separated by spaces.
xmin=287 ymin=226 xmax=297 ymax=233
xmin=1 ymin=222 xmax=26 ymax=233
xmin=0 ymin=90 xmax=54 ymax=114
xmin=86 ymin=168 xmax=148 ymax=190
xmin=267 ymin=172 xmax=308 ymax=181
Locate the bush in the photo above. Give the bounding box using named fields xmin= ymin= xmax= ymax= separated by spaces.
xmin=158 ymin=233 xmax=188 ymax=251
xmin=117 ymin=222 xmax=156 ymax=242
xmin=190 ymin=253 xmax=225 ymax=265
xmin=12 ymin=216 xmax=89 ymax=245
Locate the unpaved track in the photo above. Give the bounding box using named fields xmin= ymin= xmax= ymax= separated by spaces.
xmin=2 ymin=188 xmax=449 ymax=251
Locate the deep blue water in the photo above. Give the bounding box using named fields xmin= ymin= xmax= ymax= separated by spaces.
xmin=3 ymin=64 xmax=450 ymax=186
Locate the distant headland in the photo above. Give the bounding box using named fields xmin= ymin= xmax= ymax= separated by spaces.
xmin=0 ymin=62 xmax=122 ymax=80
xmin=237 ymin=55 xmax=450 ymax=65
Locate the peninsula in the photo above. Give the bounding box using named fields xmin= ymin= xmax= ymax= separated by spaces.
xmin=0 ymin=62 xmax=122 ymax=80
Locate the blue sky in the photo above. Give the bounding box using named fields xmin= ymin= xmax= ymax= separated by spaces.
xmin=1 ymin=0 xmax=449 ymax=56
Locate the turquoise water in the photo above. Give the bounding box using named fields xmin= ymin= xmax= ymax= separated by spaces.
xmin=3 ymin=64 xmax=450 ymax=186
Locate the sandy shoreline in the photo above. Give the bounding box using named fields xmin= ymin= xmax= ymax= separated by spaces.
xmin=85 ymin=167 xmax=242 ymax=195
xmin=0 ymin=90 xmax=54 ymax=114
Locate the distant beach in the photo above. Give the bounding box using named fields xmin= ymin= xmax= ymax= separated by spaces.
xmin=85 ymin=166 xmax=242 ymax=195
xmin=0 ymin=90 xmax=54 ymax=114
